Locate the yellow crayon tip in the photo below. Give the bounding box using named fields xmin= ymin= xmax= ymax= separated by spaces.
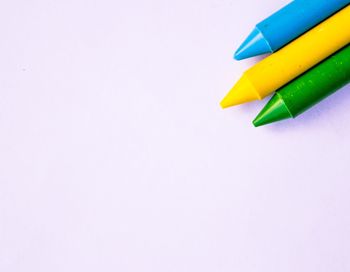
xmin=220 ymin=74 xmax=260 ymax=108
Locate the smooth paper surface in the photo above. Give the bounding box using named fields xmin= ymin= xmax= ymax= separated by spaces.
xmin=1 ymin=0 xmax=350 ymax=271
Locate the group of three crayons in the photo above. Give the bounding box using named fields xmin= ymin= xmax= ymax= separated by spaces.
xmin=221 ymin=0 xmax=350 ymax=127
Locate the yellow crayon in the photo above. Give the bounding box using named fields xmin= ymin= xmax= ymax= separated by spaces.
xmin=221 ymin=5 xmax=350 ymax=108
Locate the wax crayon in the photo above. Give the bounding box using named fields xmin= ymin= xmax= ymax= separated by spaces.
xmin=234 ymin=0 xmax=350 ymax=60
xmin=253 ymin=45 xmax=350 ymax=127
xmin=220 ymin=5 xmax=350 ymax=109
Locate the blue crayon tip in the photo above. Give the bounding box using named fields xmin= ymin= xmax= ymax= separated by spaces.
xmin=234 ymin=27 xmax=272 ymax=60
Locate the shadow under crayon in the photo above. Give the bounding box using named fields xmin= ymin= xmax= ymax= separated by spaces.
xmin=226 ymin=53 xmax=350 ymax=131
xmin=268 ymin=83 xmax=350 ymax=131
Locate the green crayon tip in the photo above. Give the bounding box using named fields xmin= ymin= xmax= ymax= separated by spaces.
xmin=253 ymin=94 xmax=293 ymax=127
xmin=253 ymin=45 xmax=350 ymax=127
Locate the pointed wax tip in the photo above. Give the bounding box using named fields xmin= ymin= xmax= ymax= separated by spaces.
xmin=253 ymin=94 xmax=293 ymax=127
xmin=234 ymin=27 xmax=272 ymax=60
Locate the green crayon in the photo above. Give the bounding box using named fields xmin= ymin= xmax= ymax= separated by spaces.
xmin=253 ymin=44 xmax=350 ymax=127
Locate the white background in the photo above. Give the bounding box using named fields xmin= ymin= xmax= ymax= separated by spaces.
xmin=1 ymin=0 xmax=350 ymax=271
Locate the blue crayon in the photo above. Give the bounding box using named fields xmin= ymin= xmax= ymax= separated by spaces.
xmin=234 ymin=0 xmax=350 ymax=60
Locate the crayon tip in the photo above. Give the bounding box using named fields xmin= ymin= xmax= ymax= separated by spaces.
xmin=234 ymin=27 xmax=272 ymax=60
xmin=220 ymin=75 xmax=260 ymax=108
xmin=253 ymin=94 xmax=293 ymax=127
